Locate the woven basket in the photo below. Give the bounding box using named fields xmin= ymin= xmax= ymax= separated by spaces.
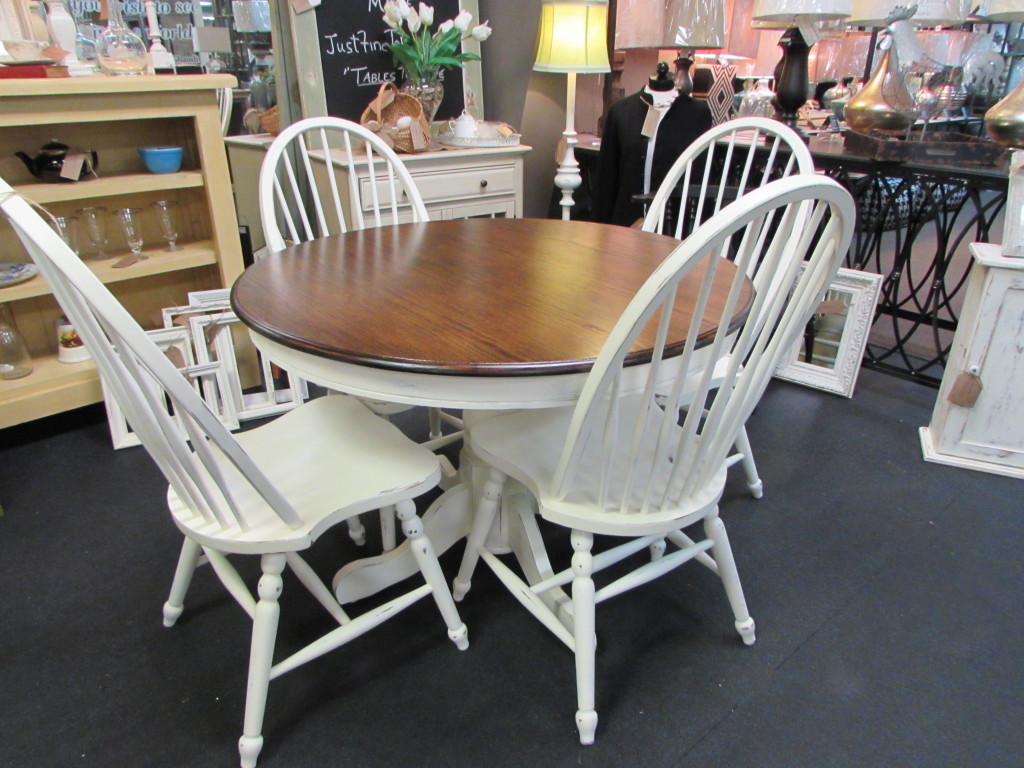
xmin=259 ymin=105 xmax=282 ymax=136
xmin=360 ymin=82 xmax=431 ymax=153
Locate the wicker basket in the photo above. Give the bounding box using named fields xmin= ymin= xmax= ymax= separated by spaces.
xmin=360 ymin=82 xmax=431 ymax=153
xmin=259 ymin=105 xmax=282 ymax=136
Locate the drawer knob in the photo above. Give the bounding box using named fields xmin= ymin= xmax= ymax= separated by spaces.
xmin=480 ymin=179 xmax=488 ymax=188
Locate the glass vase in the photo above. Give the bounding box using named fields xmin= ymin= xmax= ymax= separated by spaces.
xmin=401 ymin=78 xmax=445 ymax=123
xmin=0 ymin=303 xmax=32 ymax=380
xmin=96 ymin=0 xmax=148 ymax=76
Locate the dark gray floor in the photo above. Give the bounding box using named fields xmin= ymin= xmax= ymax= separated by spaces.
xmin=2 ymin=369 xmax=1021 ymax=768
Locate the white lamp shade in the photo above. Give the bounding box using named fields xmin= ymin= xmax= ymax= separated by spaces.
xmin=615 ymin=0 xmax=725 ymax=49
xmin=753 ymin=0 xmax=852 ymax=23
xmin=534 ymin=0 xmax=612 ymax=73
xmin=985 ymin=0 xmax=1024 ymax=22
xmin=720 ymin=0 xmax=763 ymax=60
xmin=846 ymin=0 xmax=968 ymax=26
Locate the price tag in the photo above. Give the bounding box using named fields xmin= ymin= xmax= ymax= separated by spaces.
xmin=641 ymin=106 xmax=659 ymax=138
xmin=947 ymin=368 xmax=983 ymax=408
xmin=409 ymin=121 xmax=427 ymax=150
xmin=60 ymin=150 xmax=85 ymax=181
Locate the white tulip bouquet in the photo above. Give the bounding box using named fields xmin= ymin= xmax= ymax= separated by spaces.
xmin=382 ymin=1 xmax=492 ymax=87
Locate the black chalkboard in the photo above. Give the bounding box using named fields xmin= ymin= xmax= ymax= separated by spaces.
xmin=314 ymin=0 xmax=467 ymax=122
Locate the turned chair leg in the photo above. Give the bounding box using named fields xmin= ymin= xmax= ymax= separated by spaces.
xmin=163 ymin=536 xmax=202 ymax=627
xmin=733 ymin=425 xmax=763 ymax=499
xmin=571 ymin=530 xmax=598 ymax=745
xmin=238 ymin=553 xmax=286 ymax=768
xmin=379 ymin=504 xmax=397 ymax=551
xmin=452 ymin=467 xmax=505 ymax=601
xmin=395 ymin=500 xmax=469 ymax=651
xmin=705 ymin=515 xmax=756 ymax=646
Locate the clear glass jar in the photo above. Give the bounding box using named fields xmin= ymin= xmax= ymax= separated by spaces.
xmin=737 ymin=78 xmax=776 ymax=119
xmin=0 ymin=303 xmax=33 ymax=380
xmin=96 ymin=0 xmax=148 ymax=76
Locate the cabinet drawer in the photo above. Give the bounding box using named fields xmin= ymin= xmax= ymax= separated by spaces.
xmin=358 ymin=164 xmax=518 ymax=210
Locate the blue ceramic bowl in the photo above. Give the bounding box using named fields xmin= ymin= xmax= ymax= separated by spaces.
xmin=138 ymin=146 xmax=183 ymax=174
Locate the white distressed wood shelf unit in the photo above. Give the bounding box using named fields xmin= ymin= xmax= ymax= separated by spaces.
xmin=920 ymin=243 xmax=1024 ymax=479
xmin=225 ymin=135 xmax=530 ymax=253
xmin=0 ymin=74 xmax=244 ymax=429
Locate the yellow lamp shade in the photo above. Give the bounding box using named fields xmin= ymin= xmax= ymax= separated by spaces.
xmin=534 ymin=0 xmax=612 ymax=73
xmin=753 ymin=0 xmax=853 ymax=23
xmin=846 ymin=0 xmax=968 ymax=26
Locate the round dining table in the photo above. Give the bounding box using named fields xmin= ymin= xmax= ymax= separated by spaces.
xmin=231 ymin=217 xmax=752 ymax=605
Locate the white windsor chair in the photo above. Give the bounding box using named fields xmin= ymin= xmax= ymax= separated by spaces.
xmin=217 ymin=86 xmax=233 ymax=136
xmin=454 ymin=174 xmax=856 ymax=746
xmin=641 ymin=116 xmax=817 ymax=500
xmin=258 ymin=116 xmax=463 ymax=550
xmin=0 ymin=177 xmax=468 ymax=768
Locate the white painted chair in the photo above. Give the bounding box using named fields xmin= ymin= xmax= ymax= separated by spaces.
xmin=641 ymin=117 xmax=817 ymax=499
xmin=454 ymin=174 xmax=855 ymax=746
xmin=258 ymin=116 xmax=463 ymax=549
xmin=217 ymin=86 xmax=233 ymax=136
xmin=0 ymin=178 xmax=468 ymax=768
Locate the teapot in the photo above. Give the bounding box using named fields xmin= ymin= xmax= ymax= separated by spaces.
xmin=15 ymin=140 xmax=98 ymax=183
xmin=449 ymin=110 xmax=480 ymax=139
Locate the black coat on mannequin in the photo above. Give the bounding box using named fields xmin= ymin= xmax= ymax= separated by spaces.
xmin=593 ymin=90 xmax=712 ymax=227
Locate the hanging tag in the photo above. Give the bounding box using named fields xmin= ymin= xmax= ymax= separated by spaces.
xmin=947 ymin=368 xmax=983 ymax=408
xmin=641 ymin=106 xmax=659 ymax=138
xmin=60 ymin=150 xmax=85 ymax=181
xmin=112 ymin=254 xmax=142 ymax=268
xmin=163 ymin=347 xmax=186 ymax=369
xmin=409 ymin=121 xmax=427 ymax=150
xmin=796 ymin=17 xmax=821 ymax=46
xmin=288 ymin=0 xmax=318 ymax=13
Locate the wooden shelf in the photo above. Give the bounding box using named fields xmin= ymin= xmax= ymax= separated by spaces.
xmin=0 ymin=75 xmax=244 ymax=430
xmin=0 ymin=353 xmax=101 ymax=429
xmin=0 ymin=240 xmax=218 ymax=302
xmin=17 ymin=172 xmax=205 ymax=205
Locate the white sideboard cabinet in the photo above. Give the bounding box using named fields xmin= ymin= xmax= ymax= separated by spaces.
xmin=225 ymin=136 xmax=530 ymax=254
xmin=920 ymin=243 xmax=1024 ymax=479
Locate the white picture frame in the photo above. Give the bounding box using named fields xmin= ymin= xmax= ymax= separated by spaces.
xmin=103 ymin=327 xmax=240 ymax=450
xmin=188 ymin=310 xmax=306 ymax=421
xmin=774 ymin=266 xmax=883 ymax=398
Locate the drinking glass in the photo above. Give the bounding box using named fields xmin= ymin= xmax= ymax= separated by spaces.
xmin=51 ymin=215 xmax=79 ymax=255
xmin=151 ymin=200 xmax=181 ymax=251
xmin=76 ymin=206 xmax=110 ymax=260
xmin=114 ymin=207 xmax=145 ymax=258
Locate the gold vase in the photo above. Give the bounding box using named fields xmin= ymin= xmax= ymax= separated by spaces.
xmin=844 ymin=49 xmax=914 ymax=133
xmin=985 ymin=80 xmax=1024 ymax=149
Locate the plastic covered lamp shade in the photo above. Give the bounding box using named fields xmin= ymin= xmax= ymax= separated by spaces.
xmin=752 ymin=0 xmax=853 ymax=23
xmin=615 ymin=0 xmax=726 ymax=49
xmin=534 ymin=0 xmax=611 ymax=73
xmin=985 ymin=0 xmax=1024 ymax=22
xmin=846 ymin=0 xmax=968 ymax=26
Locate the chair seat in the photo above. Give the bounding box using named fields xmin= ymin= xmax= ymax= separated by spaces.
xmin=168 ymin=395 xmax=440 ymax=554
xmin=469 ymin=397 xmax=727 ymax=537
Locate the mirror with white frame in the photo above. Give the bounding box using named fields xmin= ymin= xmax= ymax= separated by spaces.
xmin=774 ymin=266 xmax=883 ymax=398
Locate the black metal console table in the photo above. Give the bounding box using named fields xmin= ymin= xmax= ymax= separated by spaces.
xmin=575 ymin=133 xmax=1010 ymax=386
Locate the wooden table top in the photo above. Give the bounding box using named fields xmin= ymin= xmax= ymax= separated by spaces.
xmin=231 ymin=218 xmax=751 ymax=377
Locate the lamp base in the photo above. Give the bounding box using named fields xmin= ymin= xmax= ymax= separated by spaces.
xmin=772 ymin=27 xmax=811 ymax=140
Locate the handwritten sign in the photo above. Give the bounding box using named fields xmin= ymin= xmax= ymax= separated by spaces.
xmin=313 ymin=0 xmax=466 ymax=121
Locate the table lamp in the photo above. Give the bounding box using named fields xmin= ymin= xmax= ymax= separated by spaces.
xmin=615 ymin=0 xmax=725 ymax=96
xmin=845 ymin=0 xmax=968 ymax=26
xmin=981 ymin=0 xmax=1024 ymax=257
xmin=535 ymin=0 xmax=611 ymax=221
xmin=753 ymin=0 xmax=852 ymax=135
xmin=694 ymin=0 xmax=764 ymax=123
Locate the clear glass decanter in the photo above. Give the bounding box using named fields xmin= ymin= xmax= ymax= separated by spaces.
xmin=0 ymin=303 xmax=32 ymax=380
xmin=96 ymin=0 xmax=148 ymax=76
